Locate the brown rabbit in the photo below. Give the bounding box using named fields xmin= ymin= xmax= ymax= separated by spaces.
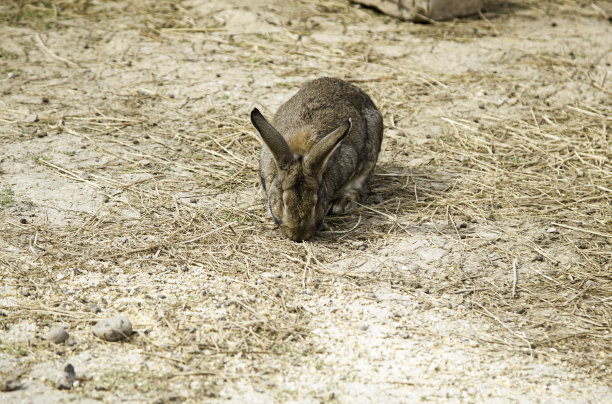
xmin=250 ymin=77 xmax=383 ymax=241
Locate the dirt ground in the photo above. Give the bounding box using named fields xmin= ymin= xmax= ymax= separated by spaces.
xmin=0 ymin=0 xmax=611 ymax=402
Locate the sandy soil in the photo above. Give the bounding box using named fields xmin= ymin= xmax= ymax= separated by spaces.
xmin=0 ymin=0 xmax=610 ymax=403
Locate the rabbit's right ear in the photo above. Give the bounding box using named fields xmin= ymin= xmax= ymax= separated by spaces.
xmin=305 ymin=118 xmax=352 ymax=178
xmin=251 ymin=108 xmax=293 ymax=170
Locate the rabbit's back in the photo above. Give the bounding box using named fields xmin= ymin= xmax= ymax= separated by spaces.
xmin=272 ymin=77 xmax=377 ymax=141
xmin=264 ymin=77 xmax=382 ymax=201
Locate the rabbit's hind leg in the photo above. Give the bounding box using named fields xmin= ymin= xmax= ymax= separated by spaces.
xmin=330 ymin=174 xmax=369 ymax=214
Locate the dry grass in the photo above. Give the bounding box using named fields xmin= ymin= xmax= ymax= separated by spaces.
xmin=0 ymin=0 xmax=610 ymax=398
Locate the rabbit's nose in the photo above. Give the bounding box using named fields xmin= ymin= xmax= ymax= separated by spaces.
xmin=284 ymin=227 xmax=314 ymax=242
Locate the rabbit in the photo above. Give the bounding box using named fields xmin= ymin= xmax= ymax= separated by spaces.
xmin=250 ymin=77 xmax=383 ymax=241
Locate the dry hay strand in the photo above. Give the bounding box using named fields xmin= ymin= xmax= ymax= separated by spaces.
xmin=429 ymin=103 xmax=611 ymax=367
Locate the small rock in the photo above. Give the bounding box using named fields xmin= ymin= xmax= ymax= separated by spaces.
xmin=47 ymin=326 xmax=69 ymax=344
xmin=65 ymin=364 xmax=77 ymax=384
xmin=93 ymin=315 xmax=133 ymax=342
xmin=67 ymin=337 xmax=75 ymax=346
xmin=534 ymin=254 xmax=544 ymax=262
xmin=20 ymin=218 xmax=27 ymax=224
xmin=351 ymin=241 xmax=365 ymax=248
xmin=359 ymin=324 xmax=369 ymax=331
xmin=420 ymin=302 xmax=433 ymax=311
xmin=0 ymin=377 xmax=22 ymax=392
xmin=87 ymin=303 xmax=102 ymax=313
xmin=585 ymin=280 xmax=597 ymax=289
xmin=304 ymin=288 xmax=313 ymax=295
xmin=546 ymin=227 xmax=558 ymax=233
xmin=55 ymin=364 xmax=77 ymax=390
xmin=24 ymin=114 xmax=38 ymax=123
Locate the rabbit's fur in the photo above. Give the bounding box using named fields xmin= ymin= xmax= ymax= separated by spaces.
xmin=251 ymin=77 xmax=383 ymax=241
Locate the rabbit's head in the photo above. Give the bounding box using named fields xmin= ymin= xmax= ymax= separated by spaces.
xmin=251 ymin=108 xmax=351 ymax=241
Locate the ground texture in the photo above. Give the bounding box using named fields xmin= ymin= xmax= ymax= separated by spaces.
xmin=0 ymin=0 xmax=611 ymax=402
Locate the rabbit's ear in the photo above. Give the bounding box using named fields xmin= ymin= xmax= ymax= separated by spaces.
xmin=305 ymin=118 xmax=352 ymax=177
xmin=251 ymin=108 xmax=293 ymax=170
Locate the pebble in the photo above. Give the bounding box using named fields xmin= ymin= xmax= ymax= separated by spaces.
xmin=87 ymin=303 xmax=102 ymax=313
xmin=0 ymin=377 xmax=22 ymax=392
xmin=24 ymin=114 xmax=38 ymax=123
xmin=93 ymin=315 xmax=133 ymax=341
xmin=55 ymin=364 xmax=77 ymax=390
xmin=546 ymin=226 xmax=558 ymax=233
xmin=351 ymin=241 xmax=365 ymax=249
xmin=47 ymin=326 xmax=69 ymax=344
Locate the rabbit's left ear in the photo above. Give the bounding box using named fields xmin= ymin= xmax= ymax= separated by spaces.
xmin=251 ymin=108 xmax=294 ymax=171
xmin=305 ymin=118 xmax=352 ymax=178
